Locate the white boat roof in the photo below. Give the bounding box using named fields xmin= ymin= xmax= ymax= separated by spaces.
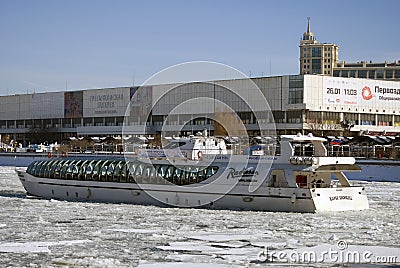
xmin=281 ymin=133 xmax=326 ymax=142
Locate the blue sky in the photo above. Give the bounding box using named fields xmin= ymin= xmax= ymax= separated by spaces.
xmin=1 ymin=0 xmax=399 ymax=95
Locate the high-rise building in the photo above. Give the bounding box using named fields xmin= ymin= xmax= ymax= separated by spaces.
xmin=299 ymin=18 xmax=339 ymax=76
xmin=300 ymin=18 xmax=400 ymax=81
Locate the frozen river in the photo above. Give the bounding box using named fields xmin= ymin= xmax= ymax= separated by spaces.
xmin=0 ymin=166 xmax=399 ymax=267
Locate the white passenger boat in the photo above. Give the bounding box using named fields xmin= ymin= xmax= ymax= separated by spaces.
xmin=16 ymin=134 xmax=369 ymax=212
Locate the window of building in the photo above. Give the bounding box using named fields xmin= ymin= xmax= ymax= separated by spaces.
xmin=376 ymin=70 xmax=384 ymax=79
xmin=289 ymin=76 xmax=304 ymax=104
xmin=341 ymin=70 xmax=348 ymax=77
xmin=323 ymin=112 xmax=340 ymax=124
xmin=385 ymin=70 xmax=394 ymax=79
xmin=287 ymin=110 xmax=303 ymax=124
xmin=273 ymin=111 xmax=285 ymax=123
xmin=312 ymin=59 xmax=321 ymax=74
xmin=368 ymin=70 xmax=375 ymax=79
xmin=394 ymin=115 xmax=400 ymax=127
xmin=377 ymin=114 xmax=392 ymax=126
xmin=312 ymin=47 xmax=321 ymax=57
xmin=350 ymin=70 xmax=356 ymax=78
xmin=333 ymin=70 xmax=340 ymax=77
xmin=395 ymin=70 xmax=400 ymax=79
xmin=343 ymin=113 xmax=359 ymax=125
xmin=358 ymin=70 xmax=367 ymax=78
xmin=305 ymin=111 xmax=321 ymax=124
xmin=360 ymin=114 xmax=375 ymax=125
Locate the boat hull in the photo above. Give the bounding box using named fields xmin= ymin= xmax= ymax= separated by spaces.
xmin=17 ymin=170 xmax=369 ymax=213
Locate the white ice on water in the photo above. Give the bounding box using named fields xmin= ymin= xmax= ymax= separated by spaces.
xmin=0 ymin=166 xmax=399 ymax=267
xmin=0 ymin=240 xmax=91 ymax=253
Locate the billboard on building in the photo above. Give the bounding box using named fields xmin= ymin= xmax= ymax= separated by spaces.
xmin=83 ymin=87 xmax=130 ymax=117
xmin=323 ymin=77 xmax=400 ymax=110
xmin=64 ymin=91 xmax=83 ymax=118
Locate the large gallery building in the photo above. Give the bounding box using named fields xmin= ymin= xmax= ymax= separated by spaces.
xmin=1 ymin=19 xmax=400 ymax=145
xmin=1 ymin=74 xmax=400 ymax=145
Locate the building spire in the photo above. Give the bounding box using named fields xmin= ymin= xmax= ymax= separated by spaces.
xmin=302 ymin=17 xmax=315 ymax=42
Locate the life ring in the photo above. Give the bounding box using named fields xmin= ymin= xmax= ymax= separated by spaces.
xmin=197 ymin=151 xmax=203 ymax=160
xmin=47 ymin=152 xmax=52 ymax=158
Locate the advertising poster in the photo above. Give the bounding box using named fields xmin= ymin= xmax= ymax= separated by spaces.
xmin=64 ymin=91 xmax=83 ymax=118
xmin=323 ymin=77 xmax=400 ymax=109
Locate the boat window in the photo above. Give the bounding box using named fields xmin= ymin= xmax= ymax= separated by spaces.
xmin=48 ymin=160 xmax=60 ymax=178
xmin=185 ymin=166 xmax=197 ymax=183
xmin=100 ymin=160 xmax=110 ymax=181
xmin=112 ymin=161 xmax=123 ymax=182
xmin=60 ymin=161 xmax=71 ymax=179
xmin=29 ymin=161 xmax=38 ymax=175
xmin=152 ymin=165 xmax=165 ymax=184
xmin=165 ymin=165 xmax=175 ymax=182
xmin=36 ymin=161 xmax=47 ymax=177
xmin=173 ymin=168 xmax=184 ymax=185
xmin=39 ymin=160 xmax=51 ymax=177
xmin=54 ymin=161 xmax=66 ymax=179
xmin=71 ymin=160 xmax=81 ymax=179
xmin=106 ymin=162 xmax=116 ymax=182
xmin=141 ymin=164 xmax=151 ymax=183
xmin=293 ymin=142 xmax=315 ymax=156
xmin=154 ymin=165 xmax=166 ymax=184
xmin=27 ymin=159 xmax=219 ymax=185
xmin=134 ymin=163 xmax=144 ymax=183
xmin=65 ymin=161 xmax=73 ymax=179
xmin=32 ymin=161 xmax=40 ymax=176
xmin=197 ymin=167 xmax=206 ymax=181
xmin=78 ymin=160 xmax=89 ymax=180
xmin=27 ymin=161 xmax=36 ymax=174
xmin=127 ymin=161 xmax=137 ymax=182
xmin=66 ymin=160 xmax=77 ymax=179
xmin=85 ymin=160 xmax=97 ymax=180
xmin=119 ymin=161 xmax=127 ymax=182
xmin=205 ymin=167 xmax=214 ymax=179
xmin=92 ymin=160 xmax=103 ymax=180
xmin=43 ymin=160 xmax=56 ymax=178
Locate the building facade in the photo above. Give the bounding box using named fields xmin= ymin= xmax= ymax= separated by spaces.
xmin=1 ymin=75 xmax=400 ymax=146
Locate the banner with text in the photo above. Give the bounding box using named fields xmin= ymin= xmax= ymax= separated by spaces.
xmin=323 ymin=77 xmax=400 ymax=109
